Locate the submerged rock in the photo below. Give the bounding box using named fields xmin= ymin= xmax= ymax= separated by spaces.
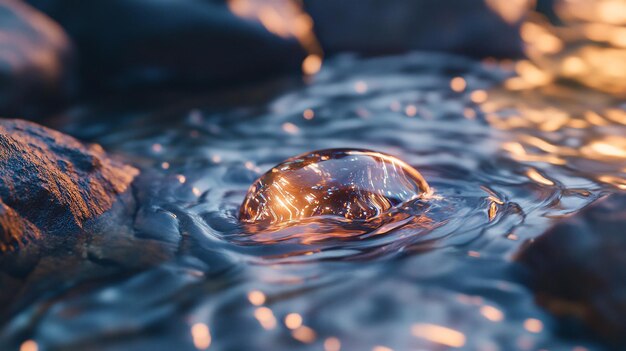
xmin=0 ymin=0 xmax=74 ymax=117
xmin=516 ymin=194 xmax=626 ymax=345
xmin=0 ymin=119 xmax=138 ymax=252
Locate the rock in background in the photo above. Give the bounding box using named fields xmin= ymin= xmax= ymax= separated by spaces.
xmin=0 ymin=0 xmax=75 ymax=118
xmin=25 ymin=0 xmax=306 ymax=93
xmin=304 ymin=0 xmax=526 ymax=58
xmin=516 ymin=194 xmax=626 ymax=346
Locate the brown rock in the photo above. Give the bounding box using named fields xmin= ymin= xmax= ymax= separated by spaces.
xmin=0 ymin=118 xmax=138 ymax=252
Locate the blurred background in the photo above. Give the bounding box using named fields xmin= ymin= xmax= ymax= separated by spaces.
xmin=1 ymin=1 xmax=626 ymax=351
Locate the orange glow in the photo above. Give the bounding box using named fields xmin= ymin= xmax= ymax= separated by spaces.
xmin=255 ymin=307 xmax=277 ymax=330
xmin=284 ymin=313 xmax=303 ymax=329
xmin=302 ymin=54 xmax=323 ymax=75
xmin=523 ymin=318 xmax=543 ymax=333
xmin=291 ymin=326 xmax=316 ymax=343
xmin=470 ymin=90 xmax=488 ymax=103
xmin=191 ymin=323 xmax=212 ymax=350
xmin=324 ymin=337 xmax=341 ymax=351
xmin=248 ymin=290 xmax=266 ymax=305
xmin=526 ymin=168 xmax=555 ymax=186
xmin=450 ymin=77 xmax=467 ymax=92
xmin=303 ymin=109 xmax=315 ymax=120
xmin=468 ymin=251 xmax=481 ymax=258
xmin=282 ymin=122 xmax=300 ymax=134
xmin=485 ymin=0 xmax=533 ymax=24
xmin=488 ymin=202 xmax=498 ymax=221
xmin=582 ymin=137 xmax=626 ymax=159
xmin=411 ymin=324 xmax=466 ymax=348
xmin=20 ymin=340 xmax=38 ymax=351
xmin=372 ymin=347 xmax=393 ymax=351
xmin=480 ymin=305 xmax=505 ymax=322
xmin=228 ymin=0 xmax=324 ymax=75
xmin=405 ymin=105 xmax=418 ymax=117
xmin=177 ymin=175 xmax=186 ymax=184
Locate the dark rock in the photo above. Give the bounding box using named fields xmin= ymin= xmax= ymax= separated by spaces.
xmin=0 ymin=118 xmax=137 ymax=252
xmin=516 ymin=194 xmax=626 ymax=345
xmin=0 ymin=0 xmax=74 ymax=117
xmin=0 ymin=120 xmax=178 ymax=320
xmin=26 ymin=0 xmax=305 ymax=92
xmin=304 ymin=0 xmax=524 ymax=58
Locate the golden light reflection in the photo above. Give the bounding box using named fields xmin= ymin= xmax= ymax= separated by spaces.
xmin=523 ymin=318 xmax=543 ymax=333
xmin=303 ymin=108 xmax=315 ymax=120
xmin=450 ymin=77 xmax=467 ymax=92
xmin=372 ymin=346 xmax=393 ymax=351
xmin=284 ymin=312 xmax=303 ymax=329
xmin=191 ymin=323 xmax=212 ymax=350
xmin=282 ymin=122 xmax=300 ymax=134
xmin=228 ymin=0 xmax=324 ymax=75
xmin=291 ymin=326 xmax=316 ymax=343
xmin=526 ymin=168 xmax=555 ymax=186
xmin=510 ymin=0 xmax=626 ymax=96
xmin=484 ymin=0 xmax=534 ymax=24
xmin=411 ymin=323 xmax=466 ymax=348
xmin=20 ymin=340 xmax=38 ymax=351
xmin=480 ymin=305 xmax=505 ymax=322
xmin=324 ymin=337 xmax=341 ymax=351
xmin=248 ymin=290 xmax=266 ymax=305
xmin=254 ymin=307 xmax=277 ymax=330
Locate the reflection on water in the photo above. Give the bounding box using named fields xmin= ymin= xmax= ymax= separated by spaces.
xmin=480 ymin=0 xmax=626 ymax=192
xmin=2 ymin=2 xmax=626 ymax=348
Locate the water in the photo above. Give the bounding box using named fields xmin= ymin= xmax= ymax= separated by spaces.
xmin=2 ymin=52 xmax=625 ymax=350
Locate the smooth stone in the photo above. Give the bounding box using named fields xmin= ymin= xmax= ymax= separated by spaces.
xmin=0 ymin=0 xmax=74 ymax=117
xmin=516 ymin=194 xmax=626 ymax=345
xmin=26 ymin=0 xmax=305 ymax=92
xmin=304 ymin=0 xmax=524 ymax=58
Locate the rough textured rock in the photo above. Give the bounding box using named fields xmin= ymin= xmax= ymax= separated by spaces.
xmin=516 ymin=194 xmax=626 ymax=345
xmin=0 ymin=0 xmax=74 ymax=117
xmin=0 ymin=118 xmax=138 ymax=252
xmin=25 ymin=0 xmax=305 ymax=92
xmin=0 ymin=199 xmax=40 ymax=253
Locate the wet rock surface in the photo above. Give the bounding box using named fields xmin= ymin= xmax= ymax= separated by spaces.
xmin=0 ymin=119 xmax=146 ymax=318
xmin=26 ymin=0 xmax=305 ymax=92
xmin=0 ymin=119 xmax=138 ymax=247
xmin=516 ymin=194 xmax=626 ymax=346
xmin=0 ymin=0 xmax=74 ymax=117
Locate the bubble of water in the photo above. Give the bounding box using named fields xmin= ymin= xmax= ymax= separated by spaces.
xmin=240 ymin=149 xmax=430 ymax=228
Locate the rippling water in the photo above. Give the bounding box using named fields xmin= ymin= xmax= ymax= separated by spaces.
xmin=3 ymin=51 xmax=625 ymax=350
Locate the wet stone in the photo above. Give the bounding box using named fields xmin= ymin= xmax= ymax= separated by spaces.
xmin=516 ymin=194 xmax=626 ymax=346
xmin=240 ymin=148 xmax=430 ymax=228
xmin=0 ymin=119 xmax=138 ymax=252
